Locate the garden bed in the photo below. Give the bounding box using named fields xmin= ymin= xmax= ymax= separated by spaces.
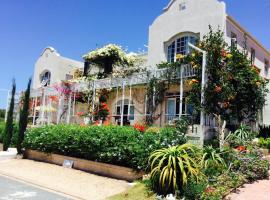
xmin=24 ymin=150 xmax=144 ymax=182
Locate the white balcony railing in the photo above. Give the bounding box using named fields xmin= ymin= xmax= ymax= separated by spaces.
xmin=74 ymin=64 xmax=196 ymax=91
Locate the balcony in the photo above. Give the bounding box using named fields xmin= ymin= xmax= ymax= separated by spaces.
xmin=74 ymin=64 xmax=196 ymax=91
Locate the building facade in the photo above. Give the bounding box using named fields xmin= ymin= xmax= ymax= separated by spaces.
xmin=29 ymin=0 xmax=270 ymax=133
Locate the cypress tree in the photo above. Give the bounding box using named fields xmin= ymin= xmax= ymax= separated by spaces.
xmin=17 ymin=78 xmax=31 ymax=154
xmin=3 ymin=79 xmax=16 ymax=151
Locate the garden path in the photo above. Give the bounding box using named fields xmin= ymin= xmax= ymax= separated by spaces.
xmin=0 ymin=159 xmax=129 ymax=200
xmin=226 ymin=176 xmax=270 ymax=200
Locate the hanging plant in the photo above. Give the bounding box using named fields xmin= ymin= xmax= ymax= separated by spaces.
xmin=83 ymin=44 xmax=144 ymax=77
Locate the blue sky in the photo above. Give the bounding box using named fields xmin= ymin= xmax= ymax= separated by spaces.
xmin=0 ymin=0 xmax=269 ymax=109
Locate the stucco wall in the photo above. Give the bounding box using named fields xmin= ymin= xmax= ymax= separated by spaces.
xmin=147 ymin=0 xmax=226 ymax=68
xmin=225 ymin=19 xmax=270 ymax=78
xmin=33 ymin=47 xmax=83 ymax=89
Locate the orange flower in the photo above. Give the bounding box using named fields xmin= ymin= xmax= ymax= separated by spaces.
xmin=236 ymin=146 xmax=246 ymax=152
xmin=188 ymin=79 xmax=199 ymax=86
xmin=223 ymin=102 xmax=230 ymax=108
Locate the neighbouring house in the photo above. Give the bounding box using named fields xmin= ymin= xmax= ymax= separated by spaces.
xmin=28 ymin=0 xmax=270 ymax=143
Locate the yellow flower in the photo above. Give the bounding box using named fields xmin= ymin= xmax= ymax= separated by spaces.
xmin=191 ymin=53 xmax=196 ymax=57
xmin=256 ymin=81 xmax=261 ymax=87
xmin=192 ymin=64 xmax=198 ymax=69
xmin=188 ymin=79 xmax=199 ymax=86
xmin=226 ymin=53 xmax=232 ymax=59
xmin=176 ymin=54 xmax=184 ymax=60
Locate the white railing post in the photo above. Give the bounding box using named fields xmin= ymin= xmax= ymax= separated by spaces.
xmin=179 ymin=66 xmax=184 ymax=120
xmin=188 ymin=43 xmax=207 ymax=126
xmin=120 ymin=81 xmax=125 ymax=126
xmin=32 ymin=96 xmax=38 ymax=125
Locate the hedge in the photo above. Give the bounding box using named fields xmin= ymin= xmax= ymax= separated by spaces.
xmin=23 ymin=125 xmax=187 ymax=170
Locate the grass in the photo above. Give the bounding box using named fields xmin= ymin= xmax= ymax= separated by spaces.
xmin=107 ymin=181 xmax=156 ymax=200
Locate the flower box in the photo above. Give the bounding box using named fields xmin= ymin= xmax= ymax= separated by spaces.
xmin=24 ymin=150 xmax=144 ymax=182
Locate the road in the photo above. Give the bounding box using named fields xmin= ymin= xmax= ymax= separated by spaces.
xmin=0 ymin=175 xmax=70 ymax=200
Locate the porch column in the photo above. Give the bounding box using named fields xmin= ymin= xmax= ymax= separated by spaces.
xmin=73 ymin=91 xmax=76 ymax=116
xmin=41 ymin=89 xmax=46 ymax=125
xmin=200 ymin=52 xmax=207 ymax=126
xmin=128 ymin=84 xmax=132 ymax=120
xmin=57 ymin=94 xmax=62 ymax=124
xmin=92 ymin=81 xmax=96 ymax=122
xmin=32 ymin=96 xmax=38 ymax=125
xmin=48 ymin=97 xmax=52 ymax=124
xmin=179 ymin=66 xmax=184 ymax=119
xmin=120 ymin=81 xmax=125 ymax=126
xmin=66 ymin=93 xmax=72 ymax=124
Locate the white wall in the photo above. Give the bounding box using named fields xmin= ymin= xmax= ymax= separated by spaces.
xmin=33 ymin=47 xmax=83 ymax=89
xmin=147 ymin=0 xmax=226 ymax=68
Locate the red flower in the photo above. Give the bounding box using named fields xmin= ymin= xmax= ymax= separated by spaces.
xmin=133 ymin=123 xmax=146 ymax=132
xmin=236 ymin=146 xmax=246 ymax=152
xmin=76 ymin=112 xmax=85 ymax=117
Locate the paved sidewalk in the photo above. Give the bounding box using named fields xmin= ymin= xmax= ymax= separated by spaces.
xmin=0 ymin=175 xmax=70 ymax=200
xmin=226 ymin=178 xmax=270 ymax=200
xmin=0 ymin=159 xmax=129 ymax=200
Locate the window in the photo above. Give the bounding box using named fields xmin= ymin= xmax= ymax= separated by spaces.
xmin=115 ymin=99 xmax=135 ymax=122
xmin=179 ymin=2 xmax=186 ymax=11
xmin=231 ymin=32 xmax=237 ymax=49
xmin=167 ymin=35 xmax=198 ymax=62
xmin=251 ymin=48 xmax=256 ymax=65
xmin=40 ymin=71 xmax=51 ymax=86
xmin=265 ymin=59 xmax=269 ymax=76
xmin=167 ymin=41 xmax=175 ymax=63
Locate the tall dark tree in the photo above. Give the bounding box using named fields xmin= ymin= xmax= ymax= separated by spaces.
xmin=17 ymin=78 xmax=32 ymax=154
xmin=3 ymin=79 xmax=16 ymax=151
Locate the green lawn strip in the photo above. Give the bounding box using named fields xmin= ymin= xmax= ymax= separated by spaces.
xmin=107 ymin=182 xmax=156 ymax=200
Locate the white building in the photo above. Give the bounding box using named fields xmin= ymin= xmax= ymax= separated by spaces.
xmin=30 ymin=0 xmax=270 ymax=128
xmin=33 ymin=47 xmax=83 ymax=89
xmin=147 ymin=0 xmax=270 ymax=125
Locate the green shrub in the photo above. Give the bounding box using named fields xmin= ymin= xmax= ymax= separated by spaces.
xmin=182 ymin=179 xmax=208 ymax=200
xmin=23 ymin=125 xmax=187 ymax=170
xmin=231 ymin=151 xmax=269 ymax=182
xmin=0 ymin=122 xmax=18 ymax=145
xmin=258 ymin=137 xmax=270 ymax=149
xmin=225 ymin=124 xmax=256 ymax=147
xmin=148 ymin=144 xmax=204 ymax=195
xmin=201 ymin=146 xmax=226 ymax=177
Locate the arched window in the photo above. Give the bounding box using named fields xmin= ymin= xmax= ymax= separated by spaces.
xmin=167 ymin=34 xmax=198 ymax=62
xmin=40 ymin=70 xmax=51 ymax=87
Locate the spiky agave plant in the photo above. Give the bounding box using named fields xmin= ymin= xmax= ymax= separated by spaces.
xmin=148 ymin=143 xmax=203 ymax=195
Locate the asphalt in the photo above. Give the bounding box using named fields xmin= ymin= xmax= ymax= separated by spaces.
xmin=0 ymin=175 xmax=70 ymax=200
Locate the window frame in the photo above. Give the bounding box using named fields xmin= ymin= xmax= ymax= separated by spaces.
xmin=264 ymin=59 xmax=269 ymax=76
xmin=251 ymin=48 xmax=256 ymax=65
xmin=166 ymin=34 xmax=198 ymax=63
xmin=231 ymin=32 xmax=237 ymax=49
